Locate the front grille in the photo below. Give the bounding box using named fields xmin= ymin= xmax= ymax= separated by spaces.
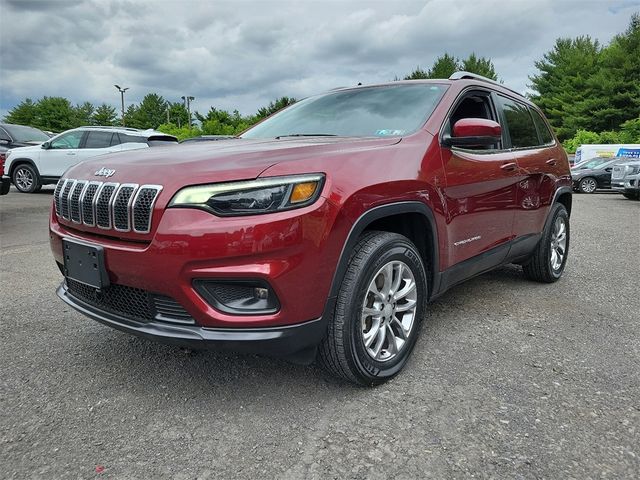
xmin=96 ymin=183 xmax=117 ymax=229
xmin=53 ymin=179 xmax=162 ymax=234
xmin=612 ymin=166 xmax=626 ymax=180
xmin=113 ymin=184 xmax=137 ymax=231
xmin=65 ymin=277 xmax=194 ymax=325
xmin=69 ymin=181 xmax=86 ymax=223
xmin=60 ymin=180 xmax=75 ymax=220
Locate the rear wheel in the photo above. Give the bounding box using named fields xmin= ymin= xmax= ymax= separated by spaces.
xmin=578 ymin=177 xmax=597 ymax=194
xmin=523 ymin=203 xmax=570 ymax=283
xmin=317 ymin=231 xmax=428 ymax=386
xmin=12 ymin=164 xmax=41 ymax=193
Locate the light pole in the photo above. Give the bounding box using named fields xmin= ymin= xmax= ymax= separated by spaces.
xmin=181 ymin=95 xmax=195 ymax=129
xmin=114 ymin=85 xmax=129 ymax=127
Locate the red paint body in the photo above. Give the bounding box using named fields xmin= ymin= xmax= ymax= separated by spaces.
xmin=50 ymin=79 xmax=571 ymax=331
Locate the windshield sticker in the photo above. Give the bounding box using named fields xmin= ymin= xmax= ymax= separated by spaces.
xmin=375 ymin=129 xmax=405 ymax=136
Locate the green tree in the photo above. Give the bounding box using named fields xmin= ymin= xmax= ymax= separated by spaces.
xmin=123 ymin=104 xmax=140 ymax=128
xmin=34 ymin=96 xmax=77 ymax=132
xmin=4 ymin=99 xmax=38 ymax=126
xmin=93 ymin=103 xmax=117 ymax=126
xmin=131 ymin=93 xmax=168 ymax=129
xmin=428 ymin=53 xmax=460 ymax=79
xmin=404 ymin=66 xmax=430 ymax=80
xmin=74 ymin=102 xmax=95 ymax=126
xmin=403 ymin=54 xmax=460 ymax=80
xmin=254 ymin=96 xmax=296 ymax=120
xmin=166 ymin=102 xmax=189 ymax=128
xmin=529 ymin=36 xmax=601 ymax=140
xmin=460 ymin=53 xmax=498 ymax=80
xmin=619 ymin=117 xmax=640 ymax=143
xmin=573 ymin=13 xmax=640 ymax=132
xmin=563 ymin=129 xmax=601 ymax=153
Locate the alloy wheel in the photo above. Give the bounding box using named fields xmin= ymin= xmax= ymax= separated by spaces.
xmin=15 ymin=167 xmax=34 ymax=191
xmin=580 ymin=178 xmax=597 ymax=193
xmin=361 ymin=260 xmax=418 ymax=362
xmin=550 ymin=216 xmax=567 ymax=271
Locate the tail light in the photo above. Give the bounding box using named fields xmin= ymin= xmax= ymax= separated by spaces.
xmin=0 ymin=152 xmax=6 ymax=176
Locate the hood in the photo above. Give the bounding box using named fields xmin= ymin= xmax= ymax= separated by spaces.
xmin=64 ymin=136 xmax=401 ymax=186
xmin=571 ymin=168 xmax=597 ymax=177
xmin=7 ymin=143 xmax=43 ymax=155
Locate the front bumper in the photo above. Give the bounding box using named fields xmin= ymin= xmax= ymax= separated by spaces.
xmin=57 ymin=283 xmax=326 ymax=357
xmin=1 ymin=176 xmax=10 ymax=195
xmin=51 ymin=196 xmax=347 ymax=331
xmin=611 ymin=179 xmax=639 ymax=193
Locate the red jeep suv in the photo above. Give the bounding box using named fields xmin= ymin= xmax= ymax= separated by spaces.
xmin=50 ymin=72 xmax=572 ymax=385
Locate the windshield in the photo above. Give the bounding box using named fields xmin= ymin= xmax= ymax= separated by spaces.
xmin=4 ymin=124 xmax=50 ymax=143
xmin=242 ymin=83 xmax=448 ymax=139
xmin=574 ymin=157 xmax=612 ymax=170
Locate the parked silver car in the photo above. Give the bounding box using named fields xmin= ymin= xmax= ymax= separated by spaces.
xmin=611 ymin=160 xmax=640 ymax=200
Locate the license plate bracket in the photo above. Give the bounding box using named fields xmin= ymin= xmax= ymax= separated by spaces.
xmin=62 ymin=238 xmax=110 ymax=289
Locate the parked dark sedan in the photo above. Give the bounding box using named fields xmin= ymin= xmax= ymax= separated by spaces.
xmin=571 ymin=156 xmax=635 ymax=193
xmin=0 ymin=123 xmax=51 ymax=152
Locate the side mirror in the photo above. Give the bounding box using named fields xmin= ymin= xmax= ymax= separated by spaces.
xmin=442 ymin=118 xmax=502 ymax=147
xmin=0 ymin=139 xmax=9 ymax=145
xmin=605 ymin=167 xmax=612 ymax=172
xmin=41 ymin=141 xmax=50 ymax=150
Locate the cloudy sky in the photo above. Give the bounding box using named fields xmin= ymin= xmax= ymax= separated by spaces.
xmin=0 ymin=0 xmax=638 ymax=118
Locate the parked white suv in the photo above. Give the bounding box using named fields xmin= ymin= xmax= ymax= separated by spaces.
xmin=3 ymin=126 xmax=178 ymax=193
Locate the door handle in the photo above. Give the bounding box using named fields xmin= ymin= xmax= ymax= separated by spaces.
xmin=500 ymin=162 xmax=517 ymax=171
xmin=546 ymin=159 xmax=557 ymax=166
xmin=66 ymin=152 xmax=76 ymax=155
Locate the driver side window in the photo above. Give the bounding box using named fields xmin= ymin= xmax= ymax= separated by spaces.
xmin=446 ymin=92 xmax=500 ymax=151
xmin=50 ymin=131 xmax=84 ymax=149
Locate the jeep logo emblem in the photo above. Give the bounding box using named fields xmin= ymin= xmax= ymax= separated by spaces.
xmin=94 ymin=167 xmax=116 ymax=178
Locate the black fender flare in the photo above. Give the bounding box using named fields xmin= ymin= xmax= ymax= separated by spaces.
xmin=551 ymin=186 xmax=573 ymax=216
xmin=321 ymin=201 xmax=441 ymax=323
xmin=8 ymin=158 xmax=40 ymax=179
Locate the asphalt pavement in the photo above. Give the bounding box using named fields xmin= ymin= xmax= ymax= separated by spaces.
xmin=1 ymin=186 xmax=639 ymax=479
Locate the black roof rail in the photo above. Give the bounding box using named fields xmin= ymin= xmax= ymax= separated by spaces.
xmin=81 ymin=125 xmax=141 ymax=131
xmin=449 ymin=71 xmax=523 ymax=97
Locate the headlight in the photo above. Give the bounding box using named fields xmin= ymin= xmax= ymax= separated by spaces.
xmin=169 ymin=174 xmax=325 ymax=216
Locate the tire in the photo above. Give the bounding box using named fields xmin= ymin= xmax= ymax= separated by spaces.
xmin=623 ymin=192 xmax=639 ymax=200
xmin=523 ymin=203 xmax=570 ymax=283
xmin=12 ymin=163 xmax=41 ymax=193
xmin=317 ymin=231 xmax=428 ymax=386
xmin=578 ymin=177 xmax=597 ymax=194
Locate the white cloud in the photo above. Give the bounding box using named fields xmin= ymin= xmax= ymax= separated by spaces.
xmin=0 ymin=0 xmax=637 ymax=117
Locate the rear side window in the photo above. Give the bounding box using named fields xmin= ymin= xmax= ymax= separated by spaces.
xmin=529 ymin=108 xmax=554 ymax=145
xmin=84 ymin=131 xmax=114 ymax=149
xmin=119 ymin=134 xmax=146 ymax=144
xmin=497 ymin=96 xmax=539 ymax=149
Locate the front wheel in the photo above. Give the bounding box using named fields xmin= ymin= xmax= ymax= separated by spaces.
xmin=578 ymin=177 xmax=597 ymax=194
xmin=12 ymin=164 xmax=41 ymax=193
xmin=317 ymin=231 xmax=428 ymax=386
xmin=623 ymin=192 xmax=639 ymax=200
xmin=523 ymin=203 xmax=570 ymax=283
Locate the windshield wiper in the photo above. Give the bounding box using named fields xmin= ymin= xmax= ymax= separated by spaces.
xmin=275 ymin=133 xmax=338 ymax=139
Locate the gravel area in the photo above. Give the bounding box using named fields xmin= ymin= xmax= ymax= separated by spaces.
xmin=1 ymin=187 xmax=638 ymax=479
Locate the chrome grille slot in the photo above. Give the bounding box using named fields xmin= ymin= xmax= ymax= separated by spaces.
xmin=60 ymin=180 xmax=75 ymax=220
xmin=113 ymin=184 xmax=137 ymax=231
xmin=55 ymin=179 xmax=162 ymax=235
xmin=132 ymin=185 xmax=162 ymax=233
xmin=53 ymin=179 xmax=66 ymax=215
xmin=95 ymin=183 xmax=119 ymax=229
xmin=69 ymin=180 xmax=86 ymax=223
xmin=81 ymin=182 xmax=101 ymax=226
